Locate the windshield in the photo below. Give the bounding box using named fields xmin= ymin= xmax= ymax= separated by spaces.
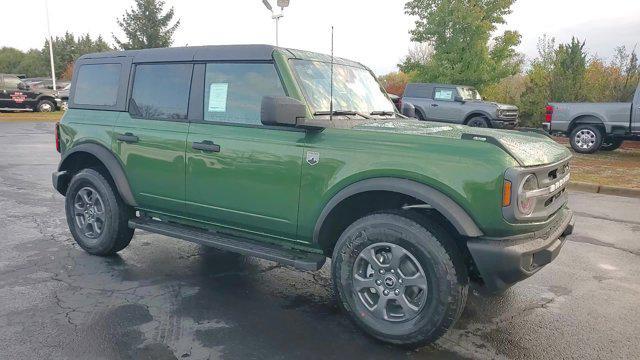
xmin=291 ymin=59 xmax=395 ymax=115
xmin=457 ymin=87 xmax=482 ymax=101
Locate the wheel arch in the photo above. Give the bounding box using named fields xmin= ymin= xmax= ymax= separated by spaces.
xmin=568 ymin=114 xmax=607 ymax=134
xmin=464 ymin=111 xmax=492 ymax=124
xmin=56 ymin=142 xmax=137 ymax=206
xmin=313 ymin=178 xmax=483 ymax=254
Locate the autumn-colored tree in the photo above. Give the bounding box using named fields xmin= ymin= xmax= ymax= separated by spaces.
xmin=379 ymin=71 xmax=412 ymax=95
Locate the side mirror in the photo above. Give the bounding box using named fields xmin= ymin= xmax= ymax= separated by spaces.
xmin=401 ymin=102 xmax=416 ymax=118
xmin=261 ymin=96 xmax=308 ymax=127
xmin=454 ymin=95 xmax=465 ymax=103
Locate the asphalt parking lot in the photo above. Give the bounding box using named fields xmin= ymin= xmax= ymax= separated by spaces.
xmin=1 ymin=121 xmax=639 ymax=360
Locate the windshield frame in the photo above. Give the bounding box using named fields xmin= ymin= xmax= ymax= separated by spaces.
xmin=288 ymin=58 xmax=396 ymax=117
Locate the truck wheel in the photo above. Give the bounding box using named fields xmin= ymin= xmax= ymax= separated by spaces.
xmin=65 ymin=168 xmax=135 ymax=255
xmin=466 ymin=116 xmax=488 ymax=127
xmin=415 ymin=110 xmax=426 ymax=121
xmin=570 ymin=125 xmax=603 ymax=154
xmin=600 ymin=138 xmax=623 ymax=151
xmin=332 ymin=211 xmax=468 ymax=347
xmin=36 ymin=99 xmax=55 ymax=112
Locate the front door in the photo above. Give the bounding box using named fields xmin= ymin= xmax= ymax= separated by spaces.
xmin=429 ymin=87 xmax=462 ymax=122
xmin=113 ymin=63 xmax=193 ymax=215
xmin=185 ymin=62 xmax=304 ymax=241
xmin=0 ymin=75 xmax=34 ymax=109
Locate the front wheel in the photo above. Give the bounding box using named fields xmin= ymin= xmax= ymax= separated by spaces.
xmin=65 ymin=168 xmax=134 ymax=255
xmin=466 ymin=116 xmax=489 ymax=127
xmin=332 ymin=212 xmax=468 ymax=347
xmin=36 ymin=99 xmax=55 ymax=112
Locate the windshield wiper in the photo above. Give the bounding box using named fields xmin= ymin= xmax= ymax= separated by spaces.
xmin=370 ymin=110 xmax=396 ymax=116
xmin=313 ymin=110 xmax=372 ymax=119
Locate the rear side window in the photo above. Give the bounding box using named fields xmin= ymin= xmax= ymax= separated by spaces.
xmin=130 ymin=63 xmax=193 ymax=121
xmin=74 ymin=64 xmax=121 ymax=106
xmin=434 ymin=88 xmax=454 ymax=101
xmin=203 ymin=63 xmax=285 ymax=125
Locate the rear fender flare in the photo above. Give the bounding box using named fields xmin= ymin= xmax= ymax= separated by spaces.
xmin=57 ymin=142 xmax=137 ymax=206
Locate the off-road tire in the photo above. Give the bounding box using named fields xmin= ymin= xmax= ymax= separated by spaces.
xmin=570 ymin=125 xmax=603 ymax=154
xmin=36 ymin=99 xmax=55 ymax=112
xmin=65 ymin=168 xmax=134 ymax=255
xmin=599 ymin=138 xmax=623 ymax=151
xmin=332 ymin=211 xmax=468 ymax=347
xmin=466 ymin=116 xmax=489 ymax=127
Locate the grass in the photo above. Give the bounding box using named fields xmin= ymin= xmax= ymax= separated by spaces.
xmin=0 ymin=111 xmax=63 ymax=122
xmin=569 ymin=147 xmax=640 ymax=189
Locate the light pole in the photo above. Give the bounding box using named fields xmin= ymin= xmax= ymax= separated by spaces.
xmin=44 ymin=0 xmax=56 ymax=91
xmin=262 ymin=0 xmax=290 ymax=46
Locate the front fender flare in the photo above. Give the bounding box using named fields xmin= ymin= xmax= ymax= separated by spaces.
xmin=56 ymin=142 xmax=137 ymax=206
xmin=312 ymin=178 xmax=484 ymax=244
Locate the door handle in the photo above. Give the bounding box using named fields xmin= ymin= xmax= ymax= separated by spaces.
xmin=431 ymin=104 xmax=439 ymax=107
xmin=192 ymin=140 xmax=221 ymax=153
xmin=116 ymin=132 xmax=139 ymax=143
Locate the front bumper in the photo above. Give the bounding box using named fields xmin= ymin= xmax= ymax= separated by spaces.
xmin=467 ymin=208 xmax=574 ymax=292
xmin=490 ymin=119 xmax=518 ymax=129
xmin=542 ymin=123 xmax=551 ymax=132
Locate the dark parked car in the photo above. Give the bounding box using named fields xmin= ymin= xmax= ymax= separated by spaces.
xmin=0 ymin=74 xmax=64 ymax=112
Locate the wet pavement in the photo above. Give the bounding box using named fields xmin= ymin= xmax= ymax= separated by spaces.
xmin=0 ymin=121 xmax=639 ymax=359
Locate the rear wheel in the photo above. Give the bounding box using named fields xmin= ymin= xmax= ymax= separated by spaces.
xmin=466 ymin=116 xmax=489 ymax=127
xmin=570 ymin=125 xmax=603 ymax=154
xmin=36 ymin=99 xmax=55 ymax=112
xmin=332 ymin=211 xmax=468 ymax=347
xmin=600 ymin=138 xmax=623 ymax=151
xmin=65 ymin=168 xmax=134 ymax=255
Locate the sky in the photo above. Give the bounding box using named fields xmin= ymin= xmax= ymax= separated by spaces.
xmin=1 ymin=0 xmax=639 ymax=75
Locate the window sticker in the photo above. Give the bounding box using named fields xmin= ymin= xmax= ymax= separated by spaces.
xmin=208 ymin=83 xmax=229 ymax=112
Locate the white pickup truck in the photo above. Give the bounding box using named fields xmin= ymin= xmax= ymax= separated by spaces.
xmin=544 ymin=83 xmax=640 ymax=153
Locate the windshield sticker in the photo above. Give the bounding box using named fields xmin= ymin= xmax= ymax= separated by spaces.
xmin=208 ymin=83 xmax=228 ymax=112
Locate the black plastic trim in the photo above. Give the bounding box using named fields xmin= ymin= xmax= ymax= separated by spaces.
xmin=56 ymin=142 xmax=137 ymax=206
xmin=312 ymin=177 xmax=484 ymax=244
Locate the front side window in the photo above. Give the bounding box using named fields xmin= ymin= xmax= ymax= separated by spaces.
xmin=203 ymin=63 xmax=285 ymax=125
xmin=3 ymin=76 xmax=22 ymax=90
xmin=130 ymin=63 xmax=193 ymax=120
xmin=434 ymin=88 xmax=454 ymax=101
xmin=291 ymin=60 xmax=394 ymax=115
xmin=457 ymin=87 xmax=482 ymax=101
xmin=74 ymin=64 xmax=121 ymax=106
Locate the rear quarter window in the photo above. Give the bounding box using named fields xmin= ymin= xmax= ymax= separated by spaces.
xmin=73 ymin=64 xmax=121 ymax=106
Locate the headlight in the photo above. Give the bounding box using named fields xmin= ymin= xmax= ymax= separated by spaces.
xmin=517 ymin=174 xmax=538 ymax=216
xmin=497 ymin=109 xmax=503 ymax=118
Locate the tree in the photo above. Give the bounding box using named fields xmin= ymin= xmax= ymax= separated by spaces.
xmin=379 ymin=71 xmax=412 ymax=95
xmin=549 ymin=37 xmax=587 ymax=102
xmin=113 ymin=0 xmax=181 ymax=50
xmin=403 ymin=0 xmax=522 ymax=90
xmin=47 ymin=32 xmax=112 ymax=78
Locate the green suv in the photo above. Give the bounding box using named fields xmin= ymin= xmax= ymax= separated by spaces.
xmin=52 ymin=45 xmax=574 ymax=346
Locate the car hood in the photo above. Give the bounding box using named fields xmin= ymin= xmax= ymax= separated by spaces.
xmin=351 ymin=119 xmax=570 ymax=167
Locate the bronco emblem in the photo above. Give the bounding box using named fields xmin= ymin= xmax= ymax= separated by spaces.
xmin=306 ymin=151 xmax=319 ymax=166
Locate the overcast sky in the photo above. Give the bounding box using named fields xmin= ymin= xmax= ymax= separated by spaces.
xmin=1 ymin=0 xmax=639 ymax=75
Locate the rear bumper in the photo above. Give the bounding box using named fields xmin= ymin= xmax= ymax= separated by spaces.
xmin=542 ymin=123 xmax=551 ymax=132
xmin=467 ymin=208 xmax=574 ymax=292
xmin=52 ymin=170 xmax=69 ymax=195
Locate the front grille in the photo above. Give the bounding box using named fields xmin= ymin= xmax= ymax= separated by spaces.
xmin=500 ymin=110 xmax=519 ymax=120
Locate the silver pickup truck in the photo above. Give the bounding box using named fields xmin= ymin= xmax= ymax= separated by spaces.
xmin=545 ymin=83 xmax=640 ymax=153
xmin=401 ymin=83 xmax=519 ymax=128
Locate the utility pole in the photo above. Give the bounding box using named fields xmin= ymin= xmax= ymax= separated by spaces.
xmin=45 ymin=0 xmax=57 ymax=91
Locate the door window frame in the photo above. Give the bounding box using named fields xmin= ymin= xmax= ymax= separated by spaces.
xmin=125 ymin=61 xmax=195 ymax=123
xmin=189 ymin=60 xmax=304 ymax=132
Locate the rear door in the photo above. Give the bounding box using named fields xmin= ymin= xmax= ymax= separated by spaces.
xmin=429 ymin=87 xmax=463 ymax=122
xmin=113 ymin=63 xmax=192 ymax=215
xmin=185 ymin=62 xmax=305 ymax=241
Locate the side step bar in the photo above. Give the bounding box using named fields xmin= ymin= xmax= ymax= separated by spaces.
xmin=128 ymin=218 xmax=326 ymax=271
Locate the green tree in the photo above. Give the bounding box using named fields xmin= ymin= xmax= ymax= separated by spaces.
xmin=0 ymin=47 xmax=26 ymax=74
xmin=549 ymin=37 xmax=587 ymax=102
xmin=46 ymin=32 xmax=111 ymax=78
xmin=113 ymin=0 xmax=181 ymax=50
xmin=403 ymin=0 xmax=522 ymax=90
